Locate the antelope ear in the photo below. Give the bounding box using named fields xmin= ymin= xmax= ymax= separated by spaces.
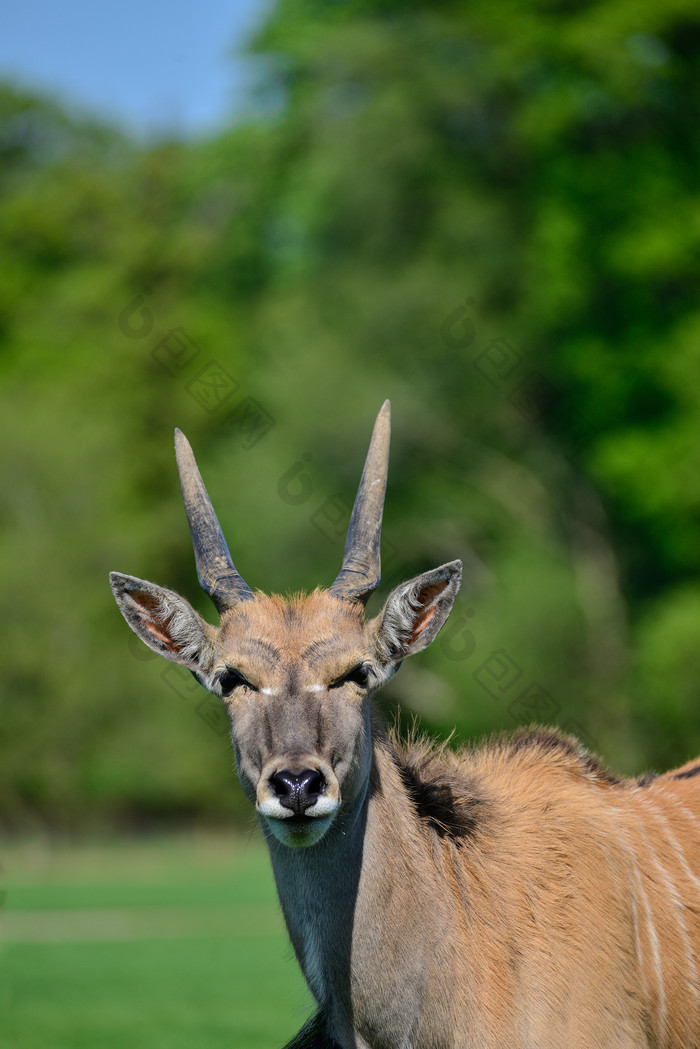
xmin=371 ymin=561 xmax=462 ymax=663
xmin=109 ymin=572 xmax=217 ymax=673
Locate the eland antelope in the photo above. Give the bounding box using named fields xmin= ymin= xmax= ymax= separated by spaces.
xmin=110 ymin=401 xmax=700 ymax=1048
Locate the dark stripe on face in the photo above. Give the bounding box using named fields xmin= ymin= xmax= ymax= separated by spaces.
xmin=315 ymin=699 xmax=326 ymax=755
xmin=298 ymin=637 xmax=340 ymax=662
xmin=241 ymin=638 xmax=282 ymax=663
xmin=286 ymin=666 xmax=300 ymax=698
xmin=301 ymin=637 xmax=347 ymax=668
xmin=262 ymin=703 xmax=274 ymax=753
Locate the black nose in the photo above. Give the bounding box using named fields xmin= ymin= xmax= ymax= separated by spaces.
xmin=269 ymin=768 xmax=326 ymax=816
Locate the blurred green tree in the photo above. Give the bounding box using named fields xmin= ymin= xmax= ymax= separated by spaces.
xmin=2 ymin=0 xmax=700 ymax=829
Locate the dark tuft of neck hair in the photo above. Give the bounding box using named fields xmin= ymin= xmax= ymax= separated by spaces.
xmin=389 ymin=731 xmax=489 ymax=846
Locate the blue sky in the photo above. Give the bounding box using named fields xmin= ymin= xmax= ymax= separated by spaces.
xmin=1 ymin=0 xmax=269 ymax=139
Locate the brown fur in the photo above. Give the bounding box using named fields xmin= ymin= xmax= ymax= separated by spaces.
xmin=110 ymin=407 xmax=700 ymax=1048
xmin=364 ymin=724 xmax=700 ymax=1048
xmin=112 ymin=572 xmax=700 ymax=1048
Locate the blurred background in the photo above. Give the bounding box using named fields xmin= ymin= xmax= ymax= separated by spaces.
xmin=2 ymin=0 xmax=700 ymax=1044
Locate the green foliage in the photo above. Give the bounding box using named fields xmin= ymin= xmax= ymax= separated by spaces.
xmin=1 ymin=0 xmax=700 ymax=829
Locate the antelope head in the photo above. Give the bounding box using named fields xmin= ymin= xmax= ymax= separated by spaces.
xmin=110 ymin=402 xmax=462 ymax=847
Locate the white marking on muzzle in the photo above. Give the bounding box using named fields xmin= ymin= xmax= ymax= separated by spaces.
xmin=257 ymin=793 xmax=339 ymax=821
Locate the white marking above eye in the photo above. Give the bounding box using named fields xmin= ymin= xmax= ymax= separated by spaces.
xmin=261 ymin=687 xmax=279 ymax=696
xmin=305 ymin=684 xmax=325 ymax=692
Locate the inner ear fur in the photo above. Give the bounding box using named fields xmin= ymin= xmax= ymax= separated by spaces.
xmin=109 ymin=571 xmax=218 ymax=672
xmin=371 ymin=560 xmax=462 ymax=663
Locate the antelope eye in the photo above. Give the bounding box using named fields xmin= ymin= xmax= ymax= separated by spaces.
xmin=335 ymin=663 xmax=371 ymax=688
xmin=218 ymin=669 xmax=254 ymax=695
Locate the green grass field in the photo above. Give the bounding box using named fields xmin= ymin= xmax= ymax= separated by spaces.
xmin=0 ymin=831 xmax=314 ymax=1049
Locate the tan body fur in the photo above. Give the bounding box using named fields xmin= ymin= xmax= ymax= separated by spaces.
xmin=358 ymin=732 xmax=700 ymax=1049
xmin=237 ymin=595 xmax=700 ymax=1049
xmin=110 ymin=405 xmax=700 ymax=1049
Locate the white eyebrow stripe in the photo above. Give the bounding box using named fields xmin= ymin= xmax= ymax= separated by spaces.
xmin=305 ymin=684 xmax=325 ymax=692
xmin=261 ymin=687 xmax=279 ymax=696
